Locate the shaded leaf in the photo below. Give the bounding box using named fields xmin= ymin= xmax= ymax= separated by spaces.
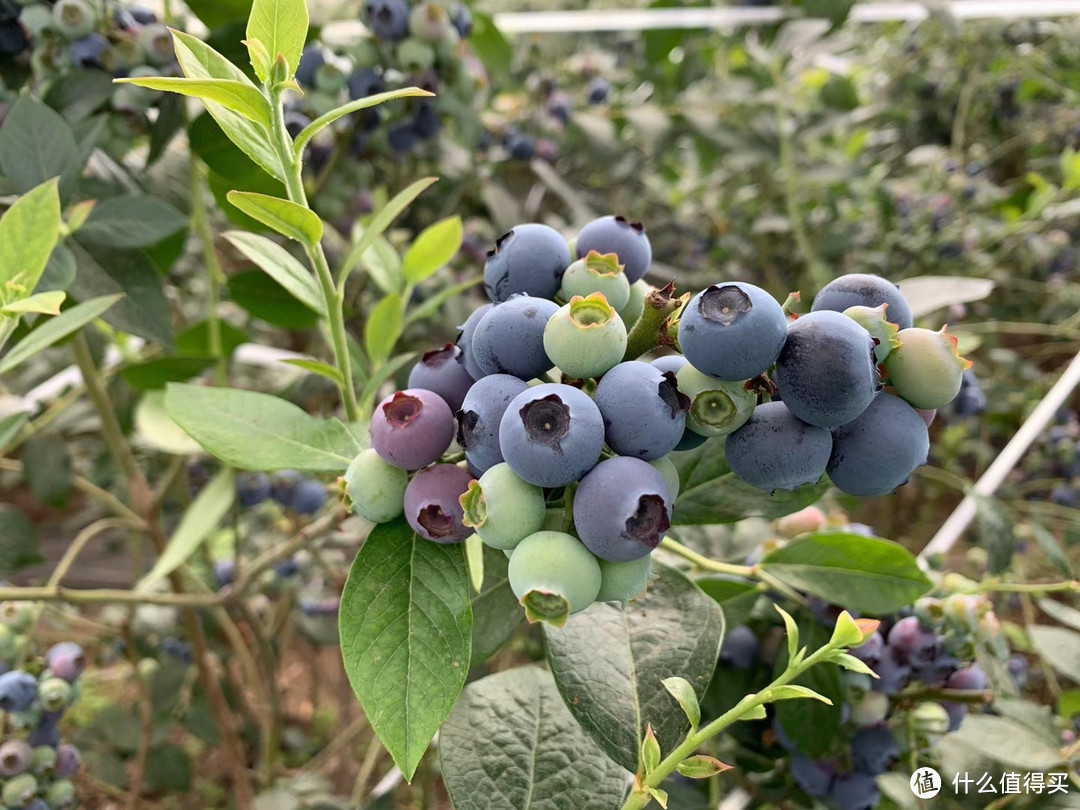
xmin=0 ymin=97 xmax=82 ymax=198
xmin=77 ymin=195 xmax=187 ymax=249
xmin=0 ymin=506 xmax=43 ymax=575
xmin=0 ymin=294 xmax=123 ymax=375
xmin=224 ymin=231 xmax=325 ymax=315
xmin=470 ymin=545 xmax=523 ymax=665
xmin=227 ymin=270 xmax=320 ymax=329
xmin=21 ymin=436 xmax=72 ymax=508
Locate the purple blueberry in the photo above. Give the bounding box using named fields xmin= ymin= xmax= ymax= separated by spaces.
xmin=371 ymin=389 xmax=456 ymax=470
xmin=44 ymin=643 xmax=85 ymax=683
xmin=828 ymin=393 xmax=930 ymax=496
xmin=947 ymin=665 xmax=987 ymax=691
xmin=364 ymin=0 xmax=410 ymax=41
xmin=236 ymin=472 xmax=271 ymax=507
xmin=128 ymin=5 xmax=158 ymax=24
xmin=471 ymin=296 xmax=559 ymax=380
xmin=55 ymin=742 xmax=81 ymax=777
xmin=851 ymin=725 xmax=899 ymax=774
xmin=457 ymin=303 xmax=493 ymax=379
xmin=29 ymin=713 xmax=62 ymax=748
xmin=719 ymin=624 xmax=760 ymax=669
xmin=498 ymin=383 xmax=604 ymax=487
xmin=270 ymin=470 xmax=303 ymax=506
xmin=594 ymin=362 xmax=690 ymax=461
xmin=0 ymin=671 xmax=38 ymax=713
xmin=457 ymin=374 xmax=529 ymax=474
xmin=887 ymin=616 xmax=942 ymax=667
xmin=214 ymin=559 xmax=236 ymax=588
xmin=483 ymin=224 xmax=572 ymax=303
xmin=573 ymin=457 xmax=673 ymax=562
xmin=943 ymin=701 xmax=967 ymax=731
xmin=504 ymin=131 xmax=535 ymax=161
xmin=872 ymin=647 xmax=911 ymax=695
xmin=296 ymin=46 xmax=326 ymax=88
xmin=408 ymin=344 xmax=476 ymax=412
xmin=724 ymin=401 xmax=832 ymax=492
xmin=791 ymin=755 xmax=834 ymax=797
xmin=347 ymin=67 xmax=387 ymax=101
xmin=289 ymin=479 xmax=327 ymax=515
xmin=1008 ymin=654 xmax=1029 ymax=690
xmin=828 ymin=772 xmax=881 ymax=810
xmin=388 ymin=122 xmax=419 ymax=154
xmin=812 ymin=273 xmax=913 ymax=331
xmin=69 ymin=33 xmax=112 ymax=69
xmin=403 ymin=464 xmax=473 ymax=543
xmin=575 ymin=216 xmax=651 ymax=284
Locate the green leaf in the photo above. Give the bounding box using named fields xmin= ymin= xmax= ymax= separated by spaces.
xmin=35 ymin=244 xmax=77 ymax=294
xmin=281 ymin=359 xmax=344 ymax=385
xmin=440 ymin=667 xmax=632 ymax=810
xmin=243 ymin=37 xmax=272 ymax=83
xmin=2 ymin=291 xmax=65 ymax=316
xmin=68 ymin=244 xmax=174 ymax=348
xmin=0 ymin=506 xmax=43 ymax=575
xmin=177 ymin=319 xmax=249 ymax=357
xmin=403 ymin=216 xmax=463 ymax=284
xmin=227 ymin=270 xmax=320 ymax=329
xmin=1038 ymin=599 xmax=1080 ymax=633
xmin=676 ymin=755 xmax=731 ymax=780
xmin=140 ymin=468 xmax=235 ymax=590
xmin=227 ymin=191 xmax=323 ymax=245
xmin=0 ymin=412 xmax=29 ymax=454
xmin=741 ymin=704 xmax=767 ymax=721
xmin=466 ymin=12 xmax=512 ymax=82
xmin=296 ymin=89 xmax=434 ymax=157
xmin=0 ymin=294 xmax=122 ymax=375
xmin=759 ymin=532 xmax=932 ymax=615
xmin=116 ymin=76 xmax=271 ymax=127
xmin=184 ymin=0 xmax=253 ymax=29
xmin=776 ymin=604 xmax=799 ymax=663
xmin=832 ymin=652 xmax=878 ymax=677
xmin=1029 ymin=625 xmax=1080 ymax=683
xmin=0 ymin=98 xmax=82 ymax=198
xmin=21 ymin=436 xmax=73 ymax=508
xmin=470 ymin=545 xmax=523 ymax=665
xmin=647 ymin=787 xmax=668 ymax=808
xmin=164 ymin=383 xmax=360 ymax=472
xmin=133 ymin=391 xmax=203 ymax=456
xmin=896 ymin=276 xmax=994 ymax=320
xmin=1030 ymin=523 xmax=1073 ymax=579
xmin=973 ymin=494 xmax=1015 ymax=574
xmin=339 ymin=177 xmax=438 ymax=287
xmin=464 ymin=534 xmax=484 ymax=594
xmin=340 ymin=518 xmax=472 ymax=781
xmin=773 ymin=623 xmax=843 ymax=758
xmin=223 ymin=231 xmax=325 ymax=315
xmin=403 ymin=278 xmax=484 ymax=327
xmin=364 ymin=294 xmax=404 ymax=366
xmin=170 ymin=30 xmax=282 ymax=181
xmin=660 ymin=677 xmax=700 ymax=730
xmin=0 ymin=178 xmax=62 ymax=293
xmin=768 ymin=685 xmax=833 ymax=704
xmin=695 ymin=576 xmax=760 ymax=628
xmin=358 ymin=236 xmax=403 ymax=296
xmin=77 ymin=195 xmax=187 ymax=249
xmin=672 ymin=438 xmax=830 ymax=524
xmin=246 ymin=0 xmax=308 ymax=81
xmin=121 ymin=356 xmax=217 ymax=391
xmin=939 ymin=715 xmax=1065 ymax=771
xmin=544 ymin=563 xmax=724 ymax=772
xmin=640 ymin=725 xmax=661 ymax=774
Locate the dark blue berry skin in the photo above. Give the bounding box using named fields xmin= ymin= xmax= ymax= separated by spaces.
xmin=285 ymin=111 xmax=311 ymax=140
xmin=679 ymin=283 xmax=788 ymax=381
xmin=451 ymin=4 xmax=472 ymax=37
xmin=951 ymin=369 xmax=986 ymax=416
xmin=774 ymin=310 xmax=880 ymax=428
xmin=811 ymin=273 xmax=914 ymax=331
xmin=499 ymin=383 xmax=605 ymax=487
xmin=586 ymin=76 xmax=611 ymax=105
xmin=574 ymin=457 xmax=673 ymax=562
xmin=483 ymin=224 xmax=572 ymax=303
xmin=791 ymin=756 xmax=834 ymax=797
xmin=872 ymin=647 xmax=911 ymax=695
xmin=575 ymin=216 xmax=652 ymax=284
xmin=724 ymin=402 xmax=832 ymax=492
xmin=347 ymin=67 xmax=387 ymax=101
xmin=388 ymin=122 xmax=419 ymax=154
xmin=827 ymin=393 xmax=930 ymax=497
xmin=828 ymin=772 xmax=881 ymax=810
xmin=504 ymin=132 xmax=535 ymax=161
xmin=547 ymin=92 xmax=571 ymax=126
xmin=214 ymin=559 xmax=236 ymax=588
xmin=674 ymin=427 xmax=708 ymax=451
xmin=1008 ymin=655 xmax=1029 ymax=690
xmin=457 ymin=303 xmax=493 ymax=379
xmin=29 ymin=714 xmax=62 ymax=748
xmin=719 ymin=625 xmax=760 ymax=669
xmin=772 ymin=718 xmax=798 ymax=753
xmin=887 ymin=616 xmax=942 ymax=667
xmin=45 ymin=643 xmax=85 ymax=683
xmin=274 ymin=558 xmax=301 ymax=578
xmin=943 ymin=700 xmax=967 ymax=731
xmin=236 ymin=472 xmax=271 ymax=507
xmin=849 ymin=632 xmax=884 ymax=668
xmin=851 ymin=725 xmax=899 ymax=774
xmin=295 ymin=46 xmax=326 ymax=88
xmin=457 ymin=374 xmax=529 ymax=474
xmin=471 ymin=296 xmax=559 ymax=380
xmin=161 ymin=637 xmax=193 ymax=663
xmin=290 ymin=479 xmax=327 ymax=515
xmin=408 ymin=344 xmax=476 ymax=412
xmin=914 ymin=654 xmax=959 ymax=687
xmin=0 ymin=671 xmax=38 ymax=713
xmin=0 ymin=19 xmax=29 ymax=56
xmin=364 ymin=0 xmax=410 ymax=41
xmin=650 ymin=354 xmax=688 ymax=377
xmin=594 ymin=362 xmax=689 ymax=460
xmin=413 ymin=102 xmax=441 ymax=139
xmin=270 ymin=471 xmax=303 ymax=506
xmin=70 ymin=34 xmax=111 ymax=69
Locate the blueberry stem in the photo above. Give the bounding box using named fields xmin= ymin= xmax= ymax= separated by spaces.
xmin=659 ymin=537 xmax=753 ymax=578
xmin=623 ymin=282 xmax=683 ymax=361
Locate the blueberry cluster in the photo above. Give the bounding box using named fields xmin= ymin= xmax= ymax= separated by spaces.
xmin=1016 ymin=406 xmax=1080 ymax=509
xmin=0 ymin=606 xmax=83 ymax=810
xmin=235 ymin=470 xmax=329 ymax=517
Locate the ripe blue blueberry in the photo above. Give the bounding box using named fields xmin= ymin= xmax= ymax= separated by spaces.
xmin=724 ymin=402 xmax=832 ymax=492
xmin=827 ymin=393 xmax=930 ymax=496
xmin=236 ymin=472 xmax=271 ymax=507
xmin=849 ymin=632 xmax=884 ymax=668
xmin=947 ymin=664 xmax=987 ymax=691
xmin=483 ymin=224 xmax=572 ymax=303
xmin=790 ymin=756 xmax=834 ymax=797
xmin=69 ymin=33 xmax=111 ymax=69
xmin=886 ymin=616 xmax=942 ymax=667
xmin=471 ymin=295 xmax=558 ymax=380
xmin=0 ymin=670 xmax=38 ymax=712
xmin=0 ymin=739 xmax=31 ymax=777
xmin=851 ymin=725 xmax=899 ymax=774
xmin=508 ymin=531 xmax=601 ymax=625
xmin=774 ymin=310 xmax=880 ymax=428
xmin=347 ymin=67 xmax=386 ymax=101
xmin=828 ymin=772 xmax=881 ymax=810
xmin=371 ymin=389 xmax=456 ymax=470
xmin=951 ymin=369 xmax=986 ymax=416
xmin=575 ymin=215 xmax=652 ymax=284
xmin=812 ymin=273 xmax=913 ymax=331
xmin=270 ymin=470 xmax=303 ymax=506
xmin=345 ymin=449 xmax=409 ymax=524
xmin=296 ymin=46 xmax=326 ymax=88
xmin=460 ymin=463 xmax=546 ymax=551
xmin=290 ymin=479 xmax=327 ymax=515
xmin=388 ymin=121 xmax=419 ymax=154
xmin=214 ymin=559 xmax=237 ymax=588
xmin=284 ymin=110 xmax=311 ymax=140
xmin=45 ymin=642 xmax=85 ymax=683
xmin=595 ymin=556 xmax=652 ymax=603
xmin=457 ymin=374 xmax=529 ymax=474
xmin=404 ymin=464 xmax=473 ymax=543
xmin=504 ymin=131 xmax=535 ymax=161
xmin=408 ymin=344 xmax=476 ymax=412
xmin=413 ymin=102 xmax=441 ymax=139
xmin=451 ymin=4 xmax=472 ymax=37
xmin=574 ymin=456 xmax=672 ymax=562
xmin=29 ymin=713 xmax=62 ymax=748
xmin=363 ymin=0 xmax=410 ymax=41
xmin=594 ymin=362 xmax=689 ymax=460
xmin=498 ymin=383 xmax=605 ymax=487
xmin=719 ymin=625 xmax=760 ymax=669
xmin=456 ymin=303 xmax=493 ymax=380
xmin=128 ymin=5 xmax=158 ymax=24
xmin=586 ymin=76 xmax=611 ymax=105
xmin=650 ymin=354 xmax=688 ymax=377
xmin=678 ymin=283 xmax=788 ymax=381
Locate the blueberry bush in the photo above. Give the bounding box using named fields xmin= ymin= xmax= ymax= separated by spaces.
xmin=1 ymin=1 xmax=1080 ymax=809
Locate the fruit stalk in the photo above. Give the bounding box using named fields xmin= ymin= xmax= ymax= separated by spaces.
xmin=622 ymin=282 xmax=683 ymax=361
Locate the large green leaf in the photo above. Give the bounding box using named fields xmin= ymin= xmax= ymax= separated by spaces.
xmin=364 ymin=294 xmax=403 ymax=365
xmin=35 ymin=243 xmax=78 ymax=294
xmin=403 ymin=216 xmax=463 ymax=283
xmin=227 ymin=191 xmax=323 ymax=245
xmin=1029 ymin=625 xmax=1080 ymax=684
xmin=440 ymin=667 xmax=632 ymax=810
xmin=116 ymin=77 xmax=272 ymax=126
xmin=672 ymin=438 xmax=830 ymax=524
xmin=246 ymin=0 xmax=308 ymax=81
xmin=77 ymin=195 xmax=187 ymax=249
xmin=121 ymin=357 xmax=218 ymax=391
xmin=0 ymin=97 xmax=82 ymax=198
xmin=0 ymin=294 xmax=122 ymax=375
xmin=0 ymin=178 xmax=62 ymax=292
xmin=340 ymin=519 xmax=472 ymax=781
xmin=544 ymin=563 xmax=724 ymax=772
xmin=164 ymin=383 xmax=360 ymax=472
xmin=140 ymin=467 xmax=235 ymax=590
xmin=0 ymin=506 xmax=43 ymax=575
xmin=471 ymin=545 xmax=524 ymax=665
xmin=184 ymin=0 xmax=252 ymax=29
xmin=224 ymin=231 xmax=325 ymax=315
xmin=759 ymin=532 xmax=932 ymax=615
xmin=227 ymin=270 xmax=320 ymax=329
xmin=939 ymin=715 xmax=1065 ymax=771
xmin=773 ymin=621 xmax=844 ymax=758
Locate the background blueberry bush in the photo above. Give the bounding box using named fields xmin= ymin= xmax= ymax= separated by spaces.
xmin=1 ymin=0 xmax=1080 ymax=808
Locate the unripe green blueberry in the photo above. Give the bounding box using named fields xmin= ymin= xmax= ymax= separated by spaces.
xmin=52 ymin=0 xmax=95 ymax=39
xmin=0 ymin=624 xmax=18 ymax=661
xmin=843 ymin=304 xmax=901 ymax=363
xmin=409 ymin=2 xmax=451 ymax=41
xmin=0 ymin=602 xmax=35 ymax=633
xmin=314 ymin=56 xmax=350 ymax=94
xmin=618 ymin=279 xmax=651 ymax=330
xmin=8 ymin=708 xmax=42 ymax=731
xmin=560 ymin=251 xmax=631 ymax=312
xmin=111 ymin=33 xmax=144 ymax=70
xmin=20 ymin=4 xmax=56 ymax=37
xmin=2 ymin=773 xmax=38 ymax=808
xmin=850 ymin=689 xmax=889 ymax=727
xmin=675 ymin=364 xmax=756 ymax=437
xmin=46 ymin=778 xmax=77 ymax=809
xmin=842 ymin=671 xmax=873 ymax=703
xmin=138 ymin=23 xmax=174 ymax=65
xmin=38 ymin=676 xmax=73 ymax=712
xmin=397 ymin=38 xmax=436 ymax=70
xmin=884 ymin=326 xmax=972 ymax=410
xmin=344 ymin=449 xmax=409 ymax=524
xmin=352 ymin=39 xmax=381 ymax=68
xmin=543 ymin=293 xmax=627 ymax=379
xmin=942 ymin=593 xmax=982 ymax=633
xmin=648 ymin=456 xmax=680 ymax=502
xmin=31 ymin=746 xmax=57 ymax=776
xmin=595 ymin=556 xmax=652 ymax=603
xmin=508 ymin=531 xmax=601 ymax=627
xmin=460 ymin=463 xmax=546 ymax=551
xmin=912 ymin=702 xmax=950 ymax=741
